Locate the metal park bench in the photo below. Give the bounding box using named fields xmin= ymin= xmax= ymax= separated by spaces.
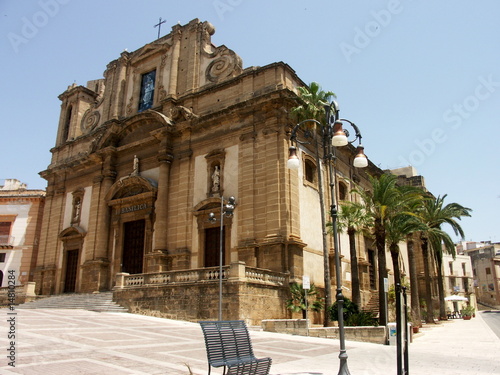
xmin=199 ymin=320 xmax=272 ymax=375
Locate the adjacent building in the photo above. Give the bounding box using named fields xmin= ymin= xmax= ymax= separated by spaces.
xmin=0 ymin=179 xmax=45 ymax=287
xmin=442 ymin=251 xmax=475 ymax=314
xmin=462 ymin=241 xmax=500 ymax=308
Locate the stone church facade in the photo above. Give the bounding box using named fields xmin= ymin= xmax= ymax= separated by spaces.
xmin=35 ymin=19 xmax=384 ymax=323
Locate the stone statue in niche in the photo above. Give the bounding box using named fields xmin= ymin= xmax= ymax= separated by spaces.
xmin=72 ymin=197 xmax=81 ymax=224
xmin=132 ymin=155 xmax=139 ymax=176
xmin=211 ymin=166 xmax=220 ymax=193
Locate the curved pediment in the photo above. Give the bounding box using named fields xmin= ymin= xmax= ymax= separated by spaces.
xmin=106 ymin=175 xmax=158 ymax=202
xmin=59 ymin=226 xmax=87 ymax=240
xmin=92 ymin=110 xmax=173 ymax=152
xmin=193 ymin=197 xmax=222 ymax=212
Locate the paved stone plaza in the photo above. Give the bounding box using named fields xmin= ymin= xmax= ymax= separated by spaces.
xmin=0 ymin=308 xmax=499 ymax=374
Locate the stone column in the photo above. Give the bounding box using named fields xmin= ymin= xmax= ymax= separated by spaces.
xmin=168 ymin=28 xmax=181 ymax=97
xmin=94 ymin=171 xmax=115 ymax=259
xmin=81 ymin=151 xmax=116 ymax=292
xmin=147 ymin=153 xmax=174 ymax=272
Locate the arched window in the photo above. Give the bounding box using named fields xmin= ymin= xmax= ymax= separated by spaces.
xmin=139 ymin=70 xmax=156 ymax=112
xmin=304 ymin=159 xmax=316 ymax=184
xmin=62 ymin=105 xmax=72 ymax=142
xmin=338 ymin=181 xmax=348 ymax=200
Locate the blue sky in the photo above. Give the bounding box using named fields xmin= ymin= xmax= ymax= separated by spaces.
xmin=1 ymin=1 xmax=499 ymax=242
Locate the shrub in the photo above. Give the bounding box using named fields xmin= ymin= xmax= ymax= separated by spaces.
xmin=329 ymin=297 xmax=359 ymax=322
xmin=345 ymin=311 xmax=379 ymax=326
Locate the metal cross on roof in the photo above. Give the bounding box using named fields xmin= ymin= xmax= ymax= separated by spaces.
xmin=154 ymin=17 xmax=166 ymax=39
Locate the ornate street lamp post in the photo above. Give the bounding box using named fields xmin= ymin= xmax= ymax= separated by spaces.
xmin=287 ymin=101 xmax=367 ymax=375
xmin=209 ymin=196 xmax=236 ymax=321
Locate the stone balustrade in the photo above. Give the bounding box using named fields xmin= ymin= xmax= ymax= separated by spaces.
xmin=115 ymin=262 xmax=288 ymax=289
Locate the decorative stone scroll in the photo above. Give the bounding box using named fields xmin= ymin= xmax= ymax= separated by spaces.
xmin=169 ymin=105 xmax=198 ymax=121
xmin=205 ymin=47 xmax=243 ymax=83
xmin=80 ymin=109 xmax=100 ymax=133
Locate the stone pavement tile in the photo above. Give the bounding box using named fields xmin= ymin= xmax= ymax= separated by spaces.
xmin=1 ymin=308 xmax=499 ymax=375
xmin=407 ymin=313 xmax=500 ymax=375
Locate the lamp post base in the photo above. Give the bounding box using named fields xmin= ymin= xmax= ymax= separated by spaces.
xmin=338 ymin=352 xmax=351 ymax=375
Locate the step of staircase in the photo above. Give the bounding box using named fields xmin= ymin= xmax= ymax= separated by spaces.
xmin=364 ymin=293 xmax=380 ymax=315
xmin=17 ymin=292 xmax=128 ymax=313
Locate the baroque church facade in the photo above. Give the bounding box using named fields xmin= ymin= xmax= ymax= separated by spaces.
xmin=35 ymin=19 xmax=387 ymax=323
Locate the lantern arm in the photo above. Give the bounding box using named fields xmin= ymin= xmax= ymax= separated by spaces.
xmin=337 ymin=118 xmax=363 ymax=146
xmin=289 ymin=119 xmax=324 ymax=146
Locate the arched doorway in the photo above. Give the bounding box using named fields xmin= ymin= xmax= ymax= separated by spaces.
xmin=106 ymin=176 xmax=157 ymax=275
xmin=59 ymin=226 xmax=86 ymax=293
xmin=194 ymin=198 xmax=234 ymax=269
xmin=121 ymin=219 xmax=146 ymax=274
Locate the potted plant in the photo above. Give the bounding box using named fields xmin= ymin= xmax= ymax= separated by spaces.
xmin=461 ymin=305 xmax=475 ymax=320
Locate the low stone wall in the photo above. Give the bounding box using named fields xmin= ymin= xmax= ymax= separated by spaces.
xmin=0 ymin=282 xmax=37 ymax=306
xmin=262 ymin=319 xmax=309 ymax=335
xmin=113 ymin=263 xmax=291 ymax=325
xmin=262 ymin=319 xmax=387 ymax=344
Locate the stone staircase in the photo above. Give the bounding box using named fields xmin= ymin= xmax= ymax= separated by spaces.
xmin=17 ymin=292 xmax=128 ymax=313
xmin=364 ymin=294 xmax=379 ymax=316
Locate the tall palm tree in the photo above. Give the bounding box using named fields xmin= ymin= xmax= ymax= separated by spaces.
xmin=291 ymin=82 xmax=335 ymax=123
xmin=353 ymin=173 xmax=404 ymax=326
xmin=336 ymin=201 xmax=372 ymax=306
xmin=290 ymin=82 xmax=336 ymax=327
xmin=418 ymin=195 xmax=471 ymax=320
xmin=385 ymin=213 xmax=427 ymax=287
xmin=406 ymin=235 xmax=422 ymax=327
xmin=385 ymin=185 xmax=426 ymax=287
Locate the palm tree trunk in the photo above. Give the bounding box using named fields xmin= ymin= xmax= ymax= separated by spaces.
xmin=407 ymin=239 xmax=421 ymax=327
xmin=348 ymin=228 xmax=361 ymax=307
xmin=436 ymin=257 xmax=447 ymax=320
xmin=421 ymin=237 xmax=434 ymax=323
xmin=389 ymin=243 xmax=401 ymax=286
xmin=375 ymin=219 xmax=388 ymax=326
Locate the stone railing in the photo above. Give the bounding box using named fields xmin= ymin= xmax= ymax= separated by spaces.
xmin=119 ymin=266 xmax=230 ymax=287
xmin=115 ymin=262 xmax=288 ymax=289
xmin=244 ymin=267 xmax=287 ymax=286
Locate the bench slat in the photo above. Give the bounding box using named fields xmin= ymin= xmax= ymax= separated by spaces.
xmin=199 ymin=320 xmax=272 ymax=375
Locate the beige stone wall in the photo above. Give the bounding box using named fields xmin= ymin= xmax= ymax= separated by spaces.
xmin=114 ymin=280 xmax=289 ymax=325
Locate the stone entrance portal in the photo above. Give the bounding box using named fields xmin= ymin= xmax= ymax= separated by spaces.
xmin=64 ymin=249 xmax=79 ymax=293
xmin=204 ymin=226 xmax=225 ymax=267
xmin=122 ymin=219 xmax=145 ymax=274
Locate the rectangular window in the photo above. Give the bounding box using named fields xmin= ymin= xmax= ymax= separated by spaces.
xmin=138 ymin=70 xmax=156 ymax=112
xmin=0 ymin=253 xmax=5 ymax=262
xmin=0 ymin=222 xmax=12 ymax=245
xmin=486 ymin=267 xmax=491 ymax=275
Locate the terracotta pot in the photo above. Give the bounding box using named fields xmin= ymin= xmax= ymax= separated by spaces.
xmin=412 ymin=326 xmax=420 ymax=333
xmin=463 ymin=315 xmax=472 ymax=320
